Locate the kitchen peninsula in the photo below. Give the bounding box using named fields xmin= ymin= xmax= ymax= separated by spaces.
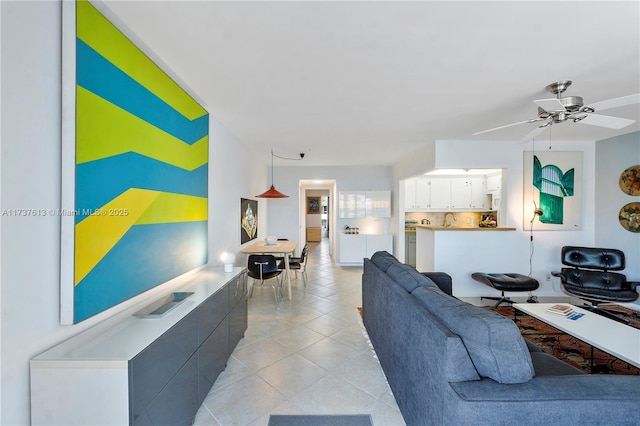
xmin=415 ymin=224 xmax=517 ymax=297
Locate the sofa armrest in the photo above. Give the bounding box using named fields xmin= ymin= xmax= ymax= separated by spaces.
xmin=421 ymin=272 xmax=452 ymax=295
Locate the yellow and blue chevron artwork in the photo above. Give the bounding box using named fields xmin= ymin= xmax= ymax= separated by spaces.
xmin=73 ymin=1 xmax=208 ymax=322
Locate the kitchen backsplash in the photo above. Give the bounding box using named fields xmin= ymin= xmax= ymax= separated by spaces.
xmin=405 ymin=211 xmax=492 ymax=228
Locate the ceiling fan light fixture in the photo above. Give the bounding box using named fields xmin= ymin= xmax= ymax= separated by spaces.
xmin=474 ymin=79 xmax=639 ymax=139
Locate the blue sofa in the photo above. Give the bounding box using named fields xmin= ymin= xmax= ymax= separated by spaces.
xmin=362 ymin=251 xmax=640 ymax=426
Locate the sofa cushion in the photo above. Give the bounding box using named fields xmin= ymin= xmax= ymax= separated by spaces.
xmin=529 ymin=352 xmax=584 ymax=376
xmin=412 ymin=286 xmax=535 ymax=384
xmin=387 ymin=264 xmax=439 ymax=293
xmin=370 ymin=251 xmax=399 ymax=272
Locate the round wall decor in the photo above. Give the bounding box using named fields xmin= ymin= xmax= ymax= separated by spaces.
xmin=619 ymin=202 xmax=640 ymax=233
xmin=619 ymin=165 xmax=640 ymax=196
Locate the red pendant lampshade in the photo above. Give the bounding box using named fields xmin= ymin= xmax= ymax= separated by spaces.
xmin=256 ymin=185 xmax=289 ymax=198
xmin=256 ymin=150 xmax=289 ymax=198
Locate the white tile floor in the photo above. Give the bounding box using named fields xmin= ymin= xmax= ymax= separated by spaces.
xmin=193 ymin=239 xmax=405 ymax=426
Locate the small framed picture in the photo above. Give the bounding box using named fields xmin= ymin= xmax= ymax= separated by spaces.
xmin=307 ymin=196 xmax=321 ymax=214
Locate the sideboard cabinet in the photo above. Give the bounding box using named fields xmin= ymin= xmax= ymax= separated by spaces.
xmin=31 ymin=267 xmax=247 ymax=426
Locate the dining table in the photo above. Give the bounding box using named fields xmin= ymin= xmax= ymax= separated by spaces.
xmin=241 ymin=239 xmax=298 ymax=300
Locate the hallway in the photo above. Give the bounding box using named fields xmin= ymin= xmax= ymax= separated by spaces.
xmin=193 ymin=239 xmax=405 ymax=425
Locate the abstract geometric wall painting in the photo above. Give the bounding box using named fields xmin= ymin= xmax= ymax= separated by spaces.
xmin=523 ymin=151 xmax=583 ymax=231
xmin=240 ymin=198 xmax=258 ymax=244
xmin=61 ymin=1 xmax=209 ymax=323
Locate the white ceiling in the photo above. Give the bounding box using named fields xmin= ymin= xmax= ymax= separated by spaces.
xmin=98 ymin=1 xmax=640 ymax=167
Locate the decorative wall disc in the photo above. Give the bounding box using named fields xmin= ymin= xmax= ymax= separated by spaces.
xmin=619 ymin=165 xmax=640 ymax=196
xmin=619 ymin=202 xmax=640 ymax=233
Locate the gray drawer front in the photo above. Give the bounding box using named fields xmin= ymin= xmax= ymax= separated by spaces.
xmin=134 ymin=355 xmax=199 ymax=426
xmin=198 ymin=285 xmax=228 ymax=345
xmin=130 ymin=310 xmax=198 ymax=423
xmin=197 ymin=316 xmax=230 ymax=404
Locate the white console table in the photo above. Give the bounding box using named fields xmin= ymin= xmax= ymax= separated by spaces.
xmin=30 ymin=267 xmax=247 ymax=426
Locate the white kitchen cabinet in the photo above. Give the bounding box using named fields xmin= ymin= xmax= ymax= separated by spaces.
xmin=469 ymin=177 xmax=487 ymax=209
xmin=450 ymin=177 xmax=486 ymax=210
xmin=339 ymin=191 xmax=366 ymax=218
xmin=428 ymin=178 xmax=451 ymax=210
xmin=365 ymin=234 xmax=393 ymax=258
xmin=405 ymin=178 xmax=430 ymax=210
xmin=339 ymin=191 xmax=390 ymax=218
xmin=404 ymin=179 xmax=417 ymax=209
xmin=416 ymin=179 xmax=431 ymax=209
xmin=339 ymin=234 xmax=392 ymax=264
xmin=365 ymin=191 xmax=391 ymax=217
xmin=486 ymin=172 xmax=502 ymax=193
xmin=450 ymin=178 xmax=470 ymax=209
xmin=405 ymin=176 xmax=490 ymax=212
xmin=339 ymin=234 xmax=368 ymax=263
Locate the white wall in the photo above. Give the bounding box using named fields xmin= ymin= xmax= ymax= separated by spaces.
xmin=394 ymin=139 xmax=597 ymax=297
xmin=0 ymin=2 xmax=266 ymax=424
xmin=595 ymin=132 xmax=640 ymax=279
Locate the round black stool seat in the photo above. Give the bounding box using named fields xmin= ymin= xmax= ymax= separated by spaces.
xmin=471 ymin=273 xmax=539 ymax=292
xmin=471 ymin=273 xmax=540 ymax=308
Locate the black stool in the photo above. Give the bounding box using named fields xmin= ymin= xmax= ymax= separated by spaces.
xmin=471 ymin=273 xmax=540 ymax=308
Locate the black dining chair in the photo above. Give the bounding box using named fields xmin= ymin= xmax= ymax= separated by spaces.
xmin=274 ymin=238 xmax=289 ymax=263
xmin=279 ymin=243 xmax=309 ymax=292
xmin=247 ymin=254 xmax=283 ymax=307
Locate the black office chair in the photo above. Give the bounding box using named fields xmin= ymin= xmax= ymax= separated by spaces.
xmin=552 ymin=246 xmax=639 ymax=323
xmin=247 ymin=255 xmax=283 ymax=307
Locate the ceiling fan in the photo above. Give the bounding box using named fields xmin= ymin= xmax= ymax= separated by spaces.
xmin=473 ymin=80 xmax=640 ymax=141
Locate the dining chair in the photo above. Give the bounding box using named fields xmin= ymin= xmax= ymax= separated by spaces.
xmin=279 ymin=243 xmax=308 ymax=292
xmin=274 ymin=238 xmax=289 ymax=263
xmin=247 ymin=254 xmax=283 ymax=307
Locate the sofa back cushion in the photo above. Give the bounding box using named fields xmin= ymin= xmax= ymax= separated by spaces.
xmin=370 ymin=251 xmax=399 ymax=272
xmin=387 ymin=264 xmax=439 ymax=293
xmin=412 ymin=286 xmax=534 ymax=384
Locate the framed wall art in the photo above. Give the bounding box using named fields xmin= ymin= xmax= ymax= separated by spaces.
xmin=307 ymin=196 xmax=321 ymax=214
xmin=523 ymin=151 xmax=583 ymax=230
xmin=241 ymin=198 xmax=258 ymax=244
xmin=60 ymin=1 xmax=209 ymax=324
xmin=619 ymin=165 xmax=640 ymax=196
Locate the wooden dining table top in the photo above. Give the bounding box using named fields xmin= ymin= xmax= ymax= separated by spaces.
xmin=241 ymin=239 xmax=297 ymax=254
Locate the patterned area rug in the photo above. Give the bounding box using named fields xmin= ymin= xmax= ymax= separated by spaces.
xmin=494 ymin=305 xmax=640 ymax=375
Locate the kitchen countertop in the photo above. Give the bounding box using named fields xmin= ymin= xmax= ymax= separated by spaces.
xmin=415 ymin=224 xmax=516 ymax=231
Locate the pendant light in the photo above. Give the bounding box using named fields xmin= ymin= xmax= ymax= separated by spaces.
xmin=256 ymin=149 xmax=289 ymax=198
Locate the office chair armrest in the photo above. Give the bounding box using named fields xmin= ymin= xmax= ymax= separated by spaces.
xmin=551 ymin=271 xmax=565 ymax=280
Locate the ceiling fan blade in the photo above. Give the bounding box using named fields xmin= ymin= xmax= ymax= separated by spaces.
xmin=576 ymin=113 xmax=635 ymax=129
xmin=533 ymin=98 xmax=564 ymax=112
xmin=587 ymin=93 xmax=640 ymax=111
xmin=521 ymin=123 xmax=550 ymax=141
xmin=473 ymin=118 xmax=543 ymax=136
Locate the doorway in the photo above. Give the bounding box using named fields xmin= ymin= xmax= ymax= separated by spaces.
xmin=299 ymin=180 xmax=337 ymax=257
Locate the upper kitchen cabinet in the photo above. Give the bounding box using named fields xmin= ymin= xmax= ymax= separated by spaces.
xmin=450 ymin=176 xmax=486 ymax=210
xmin=428 ymin=178 xmax=452 ymax=210
xmin=404 ymin=178 xmax=430 ymax=209
xmin=339 ymin=191 xmax=391 ymax=218
xmin=404 ymin=169 xmax=501 ymax=212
